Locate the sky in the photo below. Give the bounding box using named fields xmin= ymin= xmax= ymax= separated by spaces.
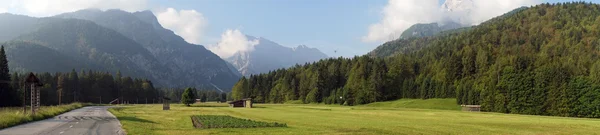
xmin=0 ymin=0 xmax=596 ymax=58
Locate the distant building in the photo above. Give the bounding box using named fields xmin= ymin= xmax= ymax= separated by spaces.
xmin=228 ymin=98 xmax=252 ymax=108
xmin=461 ymin=105 xmax=481 ymax=112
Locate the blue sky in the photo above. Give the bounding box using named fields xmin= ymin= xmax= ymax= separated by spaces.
xmin=1 ymin=0 xmax=596 ymax=57
xmin=151 ymin=0 xmax=387 ymax=57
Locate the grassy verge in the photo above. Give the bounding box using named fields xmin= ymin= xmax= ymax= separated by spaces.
xmin=109 ymin=102 xmax=600 ymax=135
xmin=0 ymin=103 xmax=87 ymax=129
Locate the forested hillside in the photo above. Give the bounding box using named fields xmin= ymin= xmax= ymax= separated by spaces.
xmin=56 ymin=9 xmax=241 ymax=90
xmin=232 ymin=2 xmax=600 ymax=118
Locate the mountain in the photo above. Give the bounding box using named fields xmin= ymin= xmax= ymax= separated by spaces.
xmin=441 ymin=0 xmax=474 ymax=12
xmin=396 ymin=0 xmax=474 ymax=40
xmin=372 ymin=6 xmax=528 ymax=58
xmin=399 ymin=22 xmax=463 ymax=39
xmin=232 ymin=2 xmax=600 ymax=118
xmin=0 ymin=9 xmax=241 ymax=91
xmin=0 ymin=16 xmax=167 ymax=83
xmin=54 ymin=9 xmax=240 ymax=90
xmin=226 ymin=36 xmax=328 ymax=76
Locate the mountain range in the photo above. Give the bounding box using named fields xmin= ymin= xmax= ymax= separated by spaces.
xmin=0 ymin=9 xmax=241 ymax=91
xmin=226 ymin=36 xmax=328 ymax=76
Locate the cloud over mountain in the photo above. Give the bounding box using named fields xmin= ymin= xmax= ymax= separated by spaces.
xmin=155 ymin=8 xmax=207 ymax=44
xmin=363 ymin=0 xmax=541 ymax=43
xmin=208 ymin=29 xmax=260 ymax=58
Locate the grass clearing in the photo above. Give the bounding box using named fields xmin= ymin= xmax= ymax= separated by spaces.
xmin=0 ymin=103 xmax=87 ymax=129
xmin=108 ymin=100 xmax=600 ymax=135
xmin=360 ymin=98 xmax=461 ymax=110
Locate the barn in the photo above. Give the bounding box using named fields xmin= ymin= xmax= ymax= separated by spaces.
xmin=228 ymin=98 xmax=252 ymax=108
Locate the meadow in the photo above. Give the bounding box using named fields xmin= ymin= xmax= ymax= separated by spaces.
xmin=108 ymin=99 xmax=600 ymax=135
xmin=0 ymin=103 xmax=86 ymax=129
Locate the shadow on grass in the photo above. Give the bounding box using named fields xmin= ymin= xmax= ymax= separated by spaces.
xmin=189 ymin=104 xmax=229 ymax=108
xmin=299 ymin=107 xmax=332 ymax=111
xmin=118 ymin=116 xmax=156 ymax=123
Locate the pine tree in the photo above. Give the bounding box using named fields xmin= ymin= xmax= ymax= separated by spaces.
xmin=181 ymin=87 xmax=197 ymax=106
xmin=69 ymin=69 xmax=79 ymax=102
xmin=0 ymin=46 xmax=17 ymax=107
xmin=57 ymin=74 xmax=65 ymax=105
xmin=200 ymin=93 xmax=207 ymax=103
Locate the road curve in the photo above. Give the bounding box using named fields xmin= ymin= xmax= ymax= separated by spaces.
xmin=0 ymin=106 xmax=125 ymax=135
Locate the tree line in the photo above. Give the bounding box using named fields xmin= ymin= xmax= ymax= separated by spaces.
xmin=232 ymin=2 xmax=600 ymax=118
xmin=0 ymin=43 xmax=162 ymax=107
xmin=162 ymin=87 xmax=227 ymax=103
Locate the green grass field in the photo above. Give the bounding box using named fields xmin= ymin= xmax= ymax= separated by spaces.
xmin=0 ymin=103 xmax=86 ymax=129
xmin=109 ymin=99 xmax=600 ymax=135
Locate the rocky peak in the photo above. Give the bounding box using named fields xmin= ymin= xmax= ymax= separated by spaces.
xmin=441 ymin=0 xmax=474 ymax=12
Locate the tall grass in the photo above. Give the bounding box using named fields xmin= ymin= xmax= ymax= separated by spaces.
xmin=0 ymin=103 xmax=87 ymax=129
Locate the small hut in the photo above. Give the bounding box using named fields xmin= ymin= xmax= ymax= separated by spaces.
xmin=163 ymin=97 xmax=171 ymax=110
xmin=461 ymin=105 xmax=481 ymax=112
xmin=228 ymin=98 xmax=252 ymax=108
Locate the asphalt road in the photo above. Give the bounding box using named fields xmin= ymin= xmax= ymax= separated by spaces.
xmin=0 ymin=106 xmax=125 ymax=135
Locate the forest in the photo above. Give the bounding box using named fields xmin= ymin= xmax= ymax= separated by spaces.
xmin=0 ymin=43 xmax=162 ymax=106
xmin=232 ymin=2 xmax=600 ymax=118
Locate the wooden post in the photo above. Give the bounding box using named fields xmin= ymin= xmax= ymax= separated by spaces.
xmin=30 ymin=83 xmax=35 ymax=115
xmin=22 ymin=84 xmax=27 ymax=115
xmin=36 ymin=87 xmax=40 ymax=111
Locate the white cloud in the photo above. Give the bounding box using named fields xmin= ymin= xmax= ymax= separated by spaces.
xmin=0 ymin=8 xmax=6 ymax=13
xmin=362 ymin=0 xmax=442 ymax=42
xmin=156 ymin=8 xmax=207 ymax=44
xmin=18 ymin=0 xmax=147 ymax=16
xmin=363 ymin=0 xmax=541 ymax=43
xmin=208 ymin=29 xmax=260 ymax=58
xmin=468 ymin=0 xmax=540 ymax=25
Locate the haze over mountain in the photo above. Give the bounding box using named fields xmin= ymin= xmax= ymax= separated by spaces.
xmin=397 ymin=0 xmax=473 ymax=39
xmin=225 ymin=36 xmax=328 ymax=76
xmin=0 ymin=9 xmax=241 ymax=91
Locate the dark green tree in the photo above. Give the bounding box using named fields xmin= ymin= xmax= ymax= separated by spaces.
xmin=181 ymin=87 xmax=197 ymax=106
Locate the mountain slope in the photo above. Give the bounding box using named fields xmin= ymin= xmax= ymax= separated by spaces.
xmin=55 ymin=9 xmax=240 ymax=90
xmin=400 ymin=22 xmax=463 ymax=39
xmin=226 ymin=36 xmax=328 ymax=76
xmin=371 ymin=6 xmax=527 ymax=58
xmin=0 ymin=14 xmax=38 ymax=42
xmin=0 ymin=16 xmax=167 ymax=84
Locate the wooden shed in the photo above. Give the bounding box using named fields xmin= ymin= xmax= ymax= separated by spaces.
xmin=461 ymin=105 xmax=481 ymax=112
xmin=228 ymin=98 xmax=252 ymax=108
xmin=163 ymin=97 xmax=171 ymax=110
